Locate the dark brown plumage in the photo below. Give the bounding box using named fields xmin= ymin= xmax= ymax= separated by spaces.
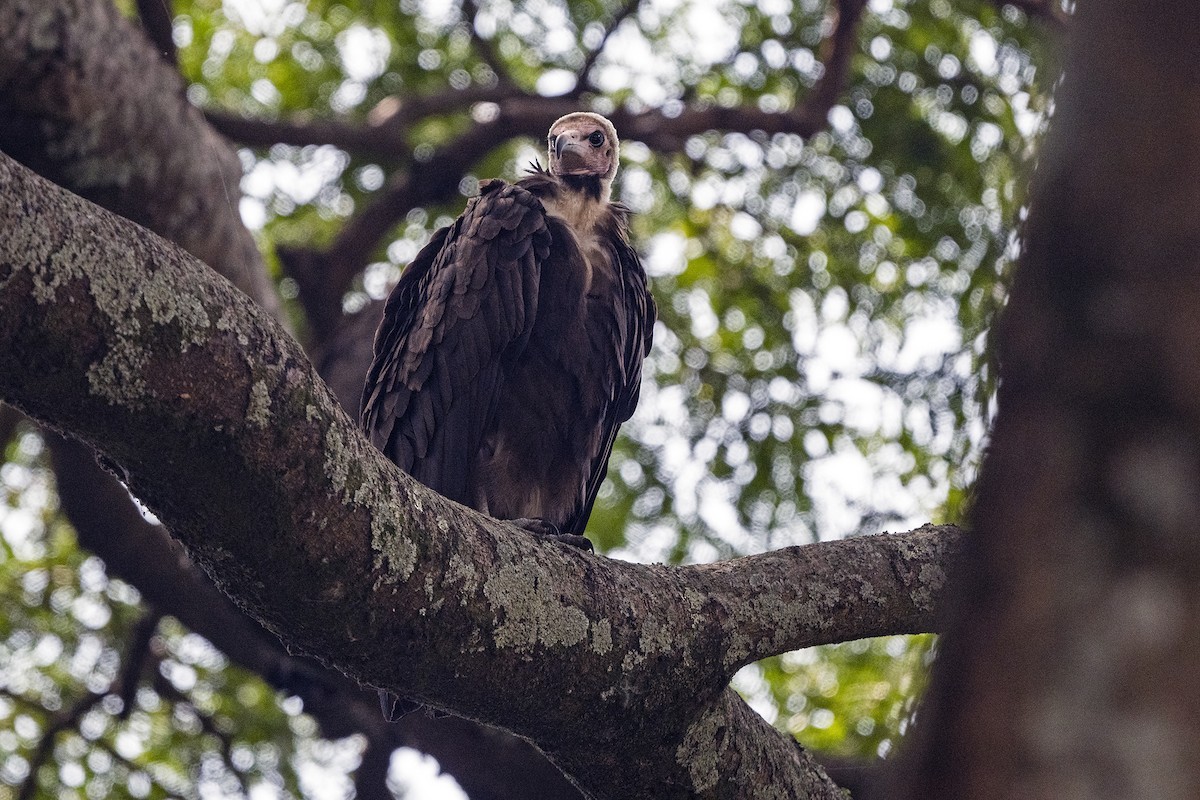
xmin=361 ymin=110 xmax=655 ymax=547
xmin=362 ymin=113 xmax=654 ymax=719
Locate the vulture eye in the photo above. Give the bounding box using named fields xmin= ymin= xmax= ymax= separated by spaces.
xmin=588 ymin=130 xmax=605 ymax=147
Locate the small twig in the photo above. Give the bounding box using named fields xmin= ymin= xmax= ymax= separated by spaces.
xmin=0 ymin=402 xmax=22 ymax=452
xmin=575 ymin=0 xmax=642 ymax=94
xmin=152 ymin=672 xmax=249 ymax=796
xmin=460 ymin=0 xmax=512 ymax=86
xmin=16 ymin=692 xmax=106 ymax=800
xmin=12 ymin=610 xmax=160 ymax=800
xmin=115 ymin=611 xmax=162 ymax=719
xmin=808 ymin=0 xmax=869 ymax=117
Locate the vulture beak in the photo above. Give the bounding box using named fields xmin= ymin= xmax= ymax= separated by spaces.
xmin=554 ymin=133 xmax=590 ymax=172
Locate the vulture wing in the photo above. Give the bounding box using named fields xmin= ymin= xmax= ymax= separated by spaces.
xmin=565 ymin=222 xmax=657 ymax=533
xmin=361 ymin=180 xmax=551 ymax=504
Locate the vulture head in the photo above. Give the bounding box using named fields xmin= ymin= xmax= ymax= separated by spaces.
xmin=548 ymin=112 xmax=619 ymax=187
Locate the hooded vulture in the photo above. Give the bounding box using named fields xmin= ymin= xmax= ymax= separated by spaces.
xmin=361 ymin=112 xmax=656 ymax=554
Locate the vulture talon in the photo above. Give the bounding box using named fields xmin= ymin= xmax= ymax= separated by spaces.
xmin=552 ymin=533 xmax=595 ymax=552
xmin=511 ymin=517 xmax=594 ymax=552
xmin=510 ymin=516 xmax=558 ymax=537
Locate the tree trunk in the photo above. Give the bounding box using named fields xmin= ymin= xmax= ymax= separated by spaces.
xmin=899 ymin=2 xmax=1200 ymax=797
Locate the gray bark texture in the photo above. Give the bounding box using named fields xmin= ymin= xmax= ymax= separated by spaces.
xmin=0 ymin=151 xmax=959 ymax=798
xmin=0 ymin=0 xmax=280 ymax=321
xmin=897 ymin=2 xmax=1200 ymax=797
xmin=42 ymin=429 xmax=583 ymax=800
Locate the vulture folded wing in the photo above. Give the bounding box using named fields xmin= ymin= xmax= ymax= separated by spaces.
xmin=566 ymin=228 xmax=657 ymax=534
xmin=361 ymin=180 xmax=551 ymax=504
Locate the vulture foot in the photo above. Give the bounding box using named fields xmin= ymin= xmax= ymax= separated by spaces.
xmin=512 ymin=518 xmax=594 ymax=552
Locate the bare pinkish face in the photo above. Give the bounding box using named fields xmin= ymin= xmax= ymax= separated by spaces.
xmin=547 ymin=113 xmax=619 ymax=180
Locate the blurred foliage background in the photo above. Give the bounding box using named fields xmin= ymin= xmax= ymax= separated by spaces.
xmin=1 ymin=0 xmax=1056 ymax=796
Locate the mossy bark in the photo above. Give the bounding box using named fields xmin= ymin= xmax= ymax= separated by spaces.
xmin=0 ymin=152 xmax=959 ymax=798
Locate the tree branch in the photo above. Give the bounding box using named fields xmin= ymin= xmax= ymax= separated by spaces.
xmin=213 ymin=0 xmax=866 ymax=333
xmin=461 ymin=0 xmax=512 ymax=86
xmin=114 ymin=611 xmax=162 ymax=719
xmin=0 ymin=0 xmax=280 ymax=321
xmin=700 ymin=523 xmax=961 ymax=672
xmin=16 ymin=610 xmax=158 ymax=800
xmin=576 ymin=0 xmax=642 ymax=94
xmin=810 ymin=0 xmax=869 ymax=115
xmin=0 ymin=149 xmax=959 ymax=798
xmin=277 ymin=94 xmax=840 ymax=337
xmin=354 ymin=735 xmax=395 ymax=800
xmin=46 ymin=433 xmax=583 ymax=799
xmin=17 ymin=690 xmax=107 ymax=800
xmin=204 ymin=84 xmax=520 ymax=160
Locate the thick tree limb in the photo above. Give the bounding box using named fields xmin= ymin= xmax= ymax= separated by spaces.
xmin=699 ymin=523 xmax=959 ymax=670
xmin=48 ymin=421 xmax=929 ymax=797
xmin=0 ymin=0 xmax=280 ymax=321
xmin=0 ymin=151 xmax=956 ymax=799
xmin=47 ymin=430 xmax=585 ymax=800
